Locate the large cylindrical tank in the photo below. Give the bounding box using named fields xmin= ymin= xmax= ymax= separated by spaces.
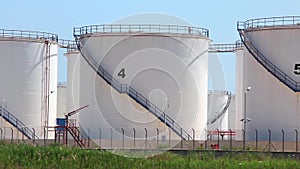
xmin=72 ymin=24 xmax=209 ymax=144
xmin=0 ymin=29 xmax=58 ymax=138
xmin=65 ymin=50 xmax=81 ymax=113
xmin=237 ymin=16 xmax=300 ymax=140
xmin=207 ymin=91 xmax=230 ymax=131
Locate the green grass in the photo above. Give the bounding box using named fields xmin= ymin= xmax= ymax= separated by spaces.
xmin=0 ymin=142 xmax=299 ymax=169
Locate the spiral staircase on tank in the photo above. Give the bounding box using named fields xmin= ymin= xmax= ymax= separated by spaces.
xmin=207 ymin=92 xmax=232 ymax=125
xmin=0 ymin=106 xmax=39 ymax=140
xmin=73 ymin=38 xmax=193 ymax=141
xmin=237 ymin=17 xmax=300 ymax=92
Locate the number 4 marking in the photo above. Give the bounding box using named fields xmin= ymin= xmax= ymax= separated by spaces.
xmin=118 ymin=68 xmax=126 ymax=78
xmin=294 ymin=64 xmax=300 ymax=75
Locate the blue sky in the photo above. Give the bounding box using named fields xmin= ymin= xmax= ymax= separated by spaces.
xmin=1 ymin=0 xmax=299 ymax=92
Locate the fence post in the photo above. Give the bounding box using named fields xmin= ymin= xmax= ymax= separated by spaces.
xmin=168 ymin=128 xmax=171 ymax=148
xmin=217 ymin=129 xmax=220 ymax=150
xmin=0 ymin=128 xmax=2 ymax=140
xmin=268 ymin=129 xmax=271 ymax=152
xmin=110 ymin=128 xmax=113 ymax=148
xmin=229 ymin=129 xmax=232 ymax=151
xmin=180 ymin=128 xmax=183 ymax=149
xmin=133 ymin=128 xmax=136 ymax=149
xmin=205 ymin=129 xmax=207 ymax=150
xmin=192 ymin=128 xmax=195 ymax=150
xmin=282 ymin=129 xmax=285 ymax=152
xmin=156 ymin=128 xmax=159 ymax=148
xmin=144 ymin=128 xmax=148 ymax=149
xmin=44 ymin=127 xmax=46 ymax=146
xmin=242 ymin=129 xmax=245 ymax=151
xmin=296 ymin=129 xmax=298 ymax=152
xmin=32 ymin=128 xmax=35 ymax=144
xmin=87 ymin=128 xmax=90 ymax=148
xmin=255 ymin=129 xmax=258 ymax=151
xmin=98 ymin=128 xmax=101 ymax=148
xmin=10 ymin=128 xmax=13 ymax=144
xmin=121 ymin=128 xmax=124 ymax=148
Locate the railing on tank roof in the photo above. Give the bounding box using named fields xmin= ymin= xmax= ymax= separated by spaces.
xmin=58 ymin=39 xmax=77 ymax=52
xmin=209 ymin=40 xmax=243 ymax=53
xmin=0 ymin=29 xmax=58 ymax=42
xmin=237 ymin=16 xmax=300 ymax=30
xmin=73 ymin=24 xmax=209 ymax=37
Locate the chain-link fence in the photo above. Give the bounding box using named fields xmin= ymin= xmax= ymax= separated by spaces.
xmin=1 ymin=127 xmax=300 ymax=153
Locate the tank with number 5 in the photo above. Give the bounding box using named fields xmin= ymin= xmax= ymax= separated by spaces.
xmin=236 ymin=16 xmax=300 ymax=141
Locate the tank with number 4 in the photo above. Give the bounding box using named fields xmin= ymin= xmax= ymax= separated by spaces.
xmin=69 ymin=24 xmax=210 ymax=148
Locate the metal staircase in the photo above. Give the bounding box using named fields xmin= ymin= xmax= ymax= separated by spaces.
xmin=0 ymin=106 xmax=39 ymax=140
xmin=74 ymin=39 xmax=193 ymax=140
xmin=66 ymin=126 xmax=87 ymax=148
xmin=238 ymin=22 xmax=300 ymax=92
xmin=207 ymin=92 xmax=232 ymax=125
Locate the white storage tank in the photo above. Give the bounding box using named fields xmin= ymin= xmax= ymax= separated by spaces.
xmin=57 ymin=82 xmax=67 ymax=118
xmin=207 ymin=91 xmax=231 ymax=139
xmin=0 ymin=29 xmax=58 ymax=138
xmin=237 ymin=16 xmax=300 ymax=140
xmin=207 ymin=91 xmax=231 ymax=131
xmin=72 ymin=24 xmax=210 ymax=145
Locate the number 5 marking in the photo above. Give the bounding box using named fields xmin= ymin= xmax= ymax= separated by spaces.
xmin=294 ymin=64 xmax=300 ymax=75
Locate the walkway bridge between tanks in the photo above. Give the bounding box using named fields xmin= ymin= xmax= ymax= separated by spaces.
xmin=0 ymin=106 xmax=39 ymax=140
xmin=74 ymin=34 xmax=193 ymax=141
xmin=237 ymin=16 xmax=300 ymax=92
xmin=58 ymin=39 xmax=77 ymax=52
xmin=207 ymin=91 xmax=232 ymax=125
xmin=209 ymin=41 xmax=243 ymax=53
